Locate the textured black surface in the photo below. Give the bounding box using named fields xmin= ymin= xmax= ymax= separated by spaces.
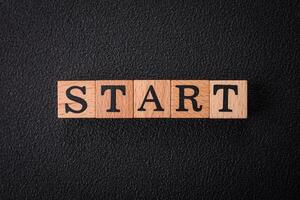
xmin=0 ymin=1 xmax=299 ymax=199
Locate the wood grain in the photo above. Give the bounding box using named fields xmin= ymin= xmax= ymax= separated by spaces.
xmin=134 ymin=80 xmax=170 ymax=118
xmin=96 ymin=80 xmax=133 ymax=118
xmin=171 ymin=80 xmax=209 ymax=118
xmin=210 ymin=80 xmax=247 ymax=119
xmin=57 ymin=80 xmax=96 ymax=118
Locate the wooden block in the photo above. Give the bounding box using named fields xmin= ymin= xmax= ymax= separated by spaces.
xmin=134 ymin=80 xmax=170 ymax=118
xmin=96 ymin=80 xmax=133 ymax=118
xmin=57 ymin=81 xmax=96 ymax=118
xmin=171 ymin=80 xmax=209 ymax=118
xmin=210 ymin=80 xmax=247 ymax=119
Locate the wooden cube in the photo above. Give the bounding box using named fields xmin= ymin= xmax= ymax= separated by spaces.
xmin=210 ymin=80 xmax=247 ymax=119
xmin=96 ymin=80 xmax=133 ymax=118
xmin=57 ymin=81 xmax=96 ymax=118
xmin=134 ymin=80 xmax=170 ymax=118
xmin=171 ymin=80 xmax=209 ymax=118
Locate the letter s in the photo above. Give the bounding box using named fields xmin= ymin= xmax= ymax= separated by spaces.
xmin=65 ymin=86 xmax=88 ymax=113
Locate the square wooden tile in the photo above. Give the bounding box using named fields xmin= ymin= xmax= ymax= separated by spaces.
xmin=134 ymin=80 xmax=170 ymax=118
xmin=171 ymin=80 xmax=209 ymax=118
xmin=210 ymin=80 xmax=247 ymax=119
xmin=57 ymin=81 xmax=96 ymax=118
xmin=96 ymin=80 xmax=133 ymax=118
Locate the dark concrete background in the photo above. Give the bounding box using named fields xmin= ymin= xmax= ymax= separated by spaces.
xmin=0 ymin=0 xmax=299 ymax=199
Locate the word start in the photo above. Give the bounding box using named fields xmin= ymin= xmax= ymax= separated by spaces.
xmin=58 ymin=80 xmax=247 ymax=119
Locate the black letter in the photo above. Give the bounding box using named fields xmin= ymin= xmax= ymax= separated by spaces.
xmin=176 ymin=85 xmax=202 ymax=112
xmin=138 ymin=85 xmax=164 ymax=111
xmin=213 ymin=85 xmax=238 ymax=112
xmin=101 ymin=85 xmax=126 ymax=112
xmin=65 ymin=86 xmax=88 ymax=113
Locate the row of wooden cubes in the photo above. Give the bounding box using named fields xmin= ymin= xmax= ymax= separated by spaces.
xmin=58 ymin=80 xmax=247 ymax=119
